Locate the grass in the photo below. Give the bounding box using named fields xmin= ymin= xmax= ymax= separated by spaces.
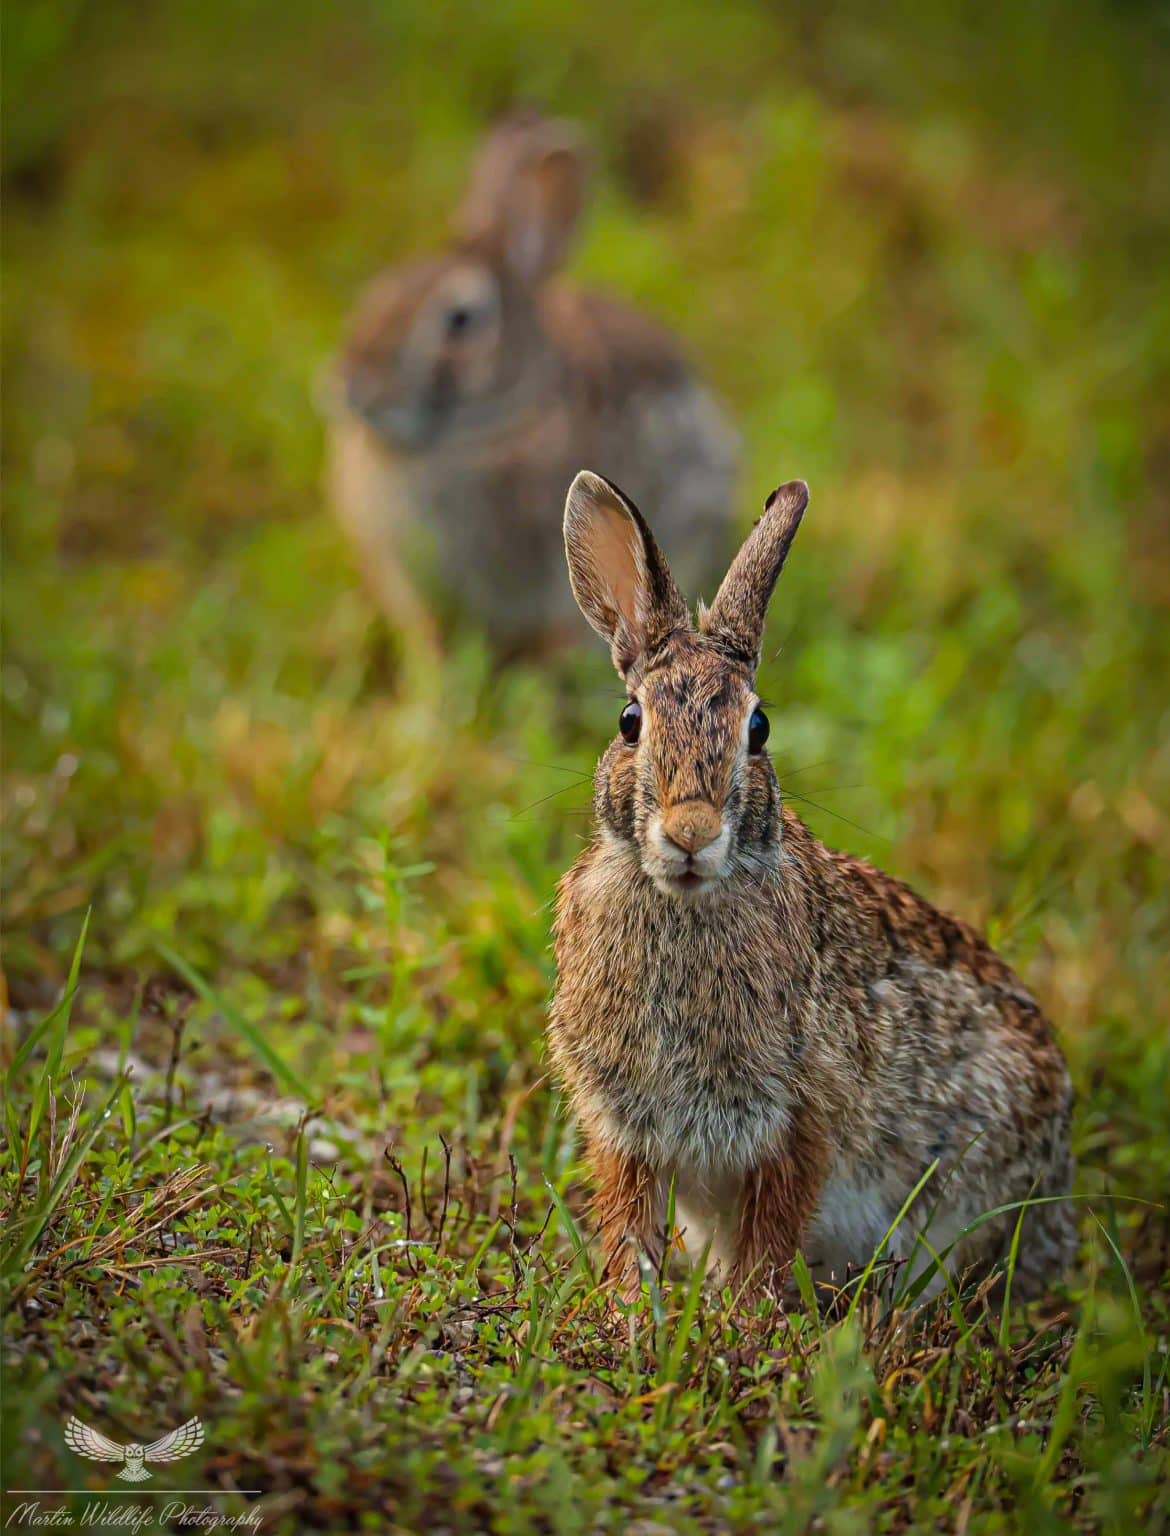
xmin=2 ymin=0 xmax=1169 ymax=1529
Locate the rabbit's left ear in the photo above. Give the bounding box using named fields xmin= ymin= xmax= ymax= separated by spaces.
xmin=701 ymin=481 xmax=808 ymax=670
xmin=457 ymin=113 xmax=587 ymax=283
xmin=564 ymin=471 xmax=689 ymax=675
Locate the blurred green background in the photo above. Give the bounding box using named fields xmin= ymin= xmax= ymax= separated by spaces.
xmin=2 ymin=0 xmax=1169 ymax=1524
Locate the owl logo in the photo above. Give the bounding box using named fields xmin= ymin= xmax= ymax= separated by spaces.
xmin=65 ymin=1415 xmax=204 ymax=1481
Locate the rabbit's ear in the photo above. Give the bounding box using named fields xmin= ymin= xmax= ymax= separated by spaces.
xmin=564 ymin=471 xmax=689 ymax=675
xmin=457 ymin=114 xmax=586 ymax=283
xmin=701 ymin=481 xmax=808 ymax=669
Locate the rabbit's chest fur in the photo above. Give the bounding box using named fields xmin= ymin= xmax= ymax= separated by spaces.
xmin=550 ymin=839 xmax=816 ymax=1175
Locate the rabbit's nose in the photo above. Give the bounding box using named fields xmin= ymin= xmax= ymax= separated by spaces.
xmin=661 ymin=801 xmax=723 ymax=854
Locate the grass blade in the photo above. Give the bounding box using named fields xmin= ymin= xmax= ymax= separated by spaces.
xmin=1 ymin=1072 xmax=127 ymax=1300
xmin=291 ymin=1126 xmax=309 ymax=1276
xmin=24 ymin=911 xmax=90 ymax=1144
xmin=1089 ymin=1207 xmax=1153 ymax=1447
xmin=844 ymin=1160 xmax=939 ymax=1322
xmin=997 ymin=1200 xmax=1030 ymax=1348
xmin=153 ymin=938 xmax=312 ymax=1101
xmin=656 ymin=1252 xmax=708 ymax=1428
xmin=543 ymin=1174 xmax=595 ymax=1288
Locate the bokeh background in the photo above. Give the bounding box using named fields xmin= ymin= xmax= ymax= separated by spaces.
xmin=3 ymin=1 xmax=1169 ymax=1526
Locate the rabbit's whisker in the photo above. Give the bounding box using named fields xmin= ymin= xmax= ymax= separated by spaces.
xmin=776 ymin=785 xmax=886 ymax=844
xmin=501 ymin=753 xmax=594 ymax=779
xmin=506 ymin=782 xmax=593 ymax=821
xmin=774 ymin=758 xmax=841 ymax=780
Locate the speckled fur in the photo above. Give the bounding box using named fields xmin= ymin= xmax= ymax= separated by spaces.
xmin=551 ymin=472 xmax=1075 ymax=1302
xmin=325 ymin=111 xmax=738 ymax=649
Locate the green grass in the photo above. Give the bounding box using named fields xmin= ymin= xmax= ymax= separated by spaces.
xmin=2 ymin=0 xmax=1169 ymax=1530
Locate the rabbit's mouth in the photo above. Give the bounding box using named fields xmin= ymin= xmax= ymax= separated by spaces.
xmin=669 ymin=868 xmax=708 ymax=894
xmin=654 ymin=866 xmax=724 ymax=901
xmin=652 ymin=857 xmax=726 ymax=900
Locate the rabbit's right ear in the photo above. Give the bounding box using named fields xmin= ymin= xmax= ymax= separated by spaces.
xmin=564 ymin=472 xmax=689 ymax=675
xmin=701 ymin=480 xmax=808 ymax=670
xmin=457 ymin=113 xmax=587 ymax=284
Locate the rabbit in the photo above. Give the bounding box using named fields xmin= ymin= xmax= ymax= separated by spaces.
xmin=549 ymin=470 xmax=1076 ymax=1305
xmin=326 ymin=111 xmax=739 ymax=652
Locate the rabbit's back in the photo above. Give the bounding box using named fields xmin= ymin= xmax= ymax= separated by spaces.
xmin=330 ymin=280 xmax=738 ymax=645
xmin=809 ymin=833 xmax=1076 ymax=1289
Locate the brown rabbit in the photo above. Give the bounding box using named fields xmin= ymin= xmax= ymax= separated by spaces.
xmin=326 ymin=112 xmax=738 ymax=651
xmin=549 ymin=471 xmax=1075 ymax=1304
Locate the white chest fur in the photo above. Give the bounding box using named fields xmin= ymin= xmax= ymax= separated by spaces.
xmin=671 ymin=1164 xmax=745 ymax=1278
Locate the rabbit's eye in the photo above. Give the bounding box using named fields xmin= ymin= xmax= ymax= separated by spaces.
xmin=619 ymin=700 xmax=642 ymax=745
xmin=748 ymin=707 xmax=770 ymax=754
xmin=444 ymin=304 xmax=476 ymax=336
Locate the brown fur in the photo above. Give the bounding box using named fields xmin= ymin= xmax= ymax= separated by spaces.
xmin=325 ymin=111 xmax=738 ymax=650
xmin=588 ymin=1138 xmax=665 ymax=1301
xmin=551 ymin=472 xmax=1076 ymax=1304
xmin=730 ymin=1104 xmax=830 ymax=1294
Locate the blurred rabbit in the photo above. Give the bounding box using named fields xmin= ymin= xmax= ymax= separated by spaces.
xmin=550 ymin=471 xmax=1075 ymax=1305
xmin=326 ymin=111 xmax=739 ymax=651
